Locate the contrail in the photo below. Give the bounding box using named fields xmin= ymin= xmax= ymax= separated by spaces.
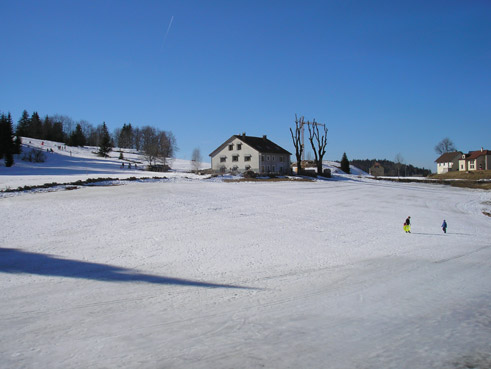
xmin=163 ymin=16 xmax=174 ymax=46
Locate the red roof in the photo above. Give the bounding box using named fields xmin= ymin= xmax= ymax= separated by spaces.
xmin=466 ymin=149 xmax=490 ymax=160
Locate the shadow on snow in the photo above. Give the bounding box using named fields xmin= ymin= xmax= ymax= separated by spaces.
xmin=0 ymin=248 xmax=252 ymax=290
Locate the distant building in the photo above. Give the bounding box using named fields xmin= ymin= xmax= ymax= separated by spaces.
xmin=369 ymin=162 xmax=384 ymax=176
xmin=458 ymin=148 xmax=491 ymax=171
xmin=209 ymin=133 xmax=291 ymax=174
xmin=435 ymin=151 xmax=462 ymax=174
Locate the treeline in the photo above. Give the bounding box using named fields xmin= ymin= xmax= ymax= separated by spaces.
xmin=350 ymin=159 xmax=431 ymax=177
xmin=1 ymin=110 xmax=177 ymax=167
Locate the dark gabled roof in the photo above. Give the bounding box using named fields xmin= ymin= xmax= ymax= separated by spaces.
xmin=466 ymin=149 xmax=490 ymax=160
xmin=209 ymin=134 xmax=291 ymax=157
xmin=238 ymin=135 xmax=291 ymax=155
xmin=435 ymin=151 xmax=462 ymax=163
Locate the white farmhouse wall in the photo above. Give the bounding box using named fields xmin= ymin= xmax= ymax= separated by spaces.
xmin=437 ymin=162 xmax=450 ymax=174
xmin=211 ymin=137 xmax=290 ymax=174
xmin=211 ymin=138 xmax=261 ymax=173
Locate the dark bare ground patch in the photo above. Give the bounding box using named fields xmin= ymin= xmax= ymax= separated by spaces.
xmin=449 ymin=352 xmax=491 ymax=369
xmin=224 ymin=177 xmax=314 ymax=183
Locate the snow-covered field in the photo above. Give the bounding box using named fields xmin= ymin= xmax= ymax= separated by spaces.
xmin=1 ymin=142 xmax=490 ymax=369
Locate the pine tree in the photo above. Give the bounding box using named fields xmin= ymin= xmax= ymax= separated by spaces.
xmin=68 ymin=124 xmax=86 ymax=147
xmin=98 ymin=122 xmax=113 ymax=157
xmin=0 ymin=114 xmax=6 ymax=159
xmin=0 ymin=113 xmax=16 ymax=166
xmin=14 ymin=135 xmax=22 ymax=154
xmin=16 ymin=110 xmax=30 ymax=137
xmin=118 ymin=123 xmax=134 ymax=149
xmin=340 ymin=152 xmax=350 ymax=174
xmin=30 ymin=112 xmax=43 ymax=139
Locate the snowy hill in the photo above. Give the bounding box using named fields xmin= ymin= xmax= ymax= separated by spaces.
xmin=0 ymin=138 xmax=370 ymax=191
xmin=0 ymin=137 xmax=210 ymax=190
xmin=1 ymin=137 xmax=491 ymax=369
xmin=322 ymin=160 xmax=369 ymax=176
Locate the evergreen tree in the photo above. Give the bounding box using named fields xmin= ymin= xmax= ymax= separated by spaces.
xmin=14 ymin=135 xmax=22 ymax=154
xmin=98 ymin=122 xmax=113 ymax=157
xmin=43 ymin=115 xmax=54 ymax=141
xmin=16 ymin=110 xmax=30 ymax=137
xmin=51 ymin=121 xmax=65 ymax=143
xmin=0 ymin=113 xmax=16 ymax=166
xmin=118 ymin=123 xmax=134 ymax=149
xmin=30 ymin=112 xmax=43 ymax=139
xmin=68 ymin=124 xmax=86 ymax=147
xmin=340 ymin=152 xmax=350 ymax=174
xmin=0 ymin=114 xmax=7 ymax=159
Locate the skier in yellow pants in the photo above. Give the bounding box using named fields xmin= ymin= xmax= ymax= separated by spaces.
xmin=403 ymin=216 xmax=411 ymax=233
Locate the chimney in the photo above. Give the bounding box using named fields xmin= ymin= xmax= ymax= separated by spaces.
xmin=482 ymin=147 xmax=484 ymax=152
xmin=242 ymin=132 xmax=246 ymax=137
xmin=263 ymin=135 xmax=267 ymax=140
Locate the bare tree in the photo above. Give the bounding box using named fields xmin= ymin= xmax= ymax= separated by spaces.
xmin=156 ymin=130 xmax=176 ymax=167
xmin=78 ymin=120 xmax=94 ymax=143
xmin=133 ymin=127 xmax=142 ymax=151
xmin=395 ymin=153 xmax=405 ymax=177
xmin=50 ymin=114 xmax=74 ymax=136
xmin=307 ymin=119 xmax=328 ymax=175
xmin=141 ymin=126 xmax=158 ymax=165
xmin=140 ymin=126 xmax=177 ymax=167
xmin=435 ymin=138 xmax=456 ymax=155
xmin=290 ymin=115 xmax=304 ymax=174
xmin=191 ymin=148 xmax=202 ymax=172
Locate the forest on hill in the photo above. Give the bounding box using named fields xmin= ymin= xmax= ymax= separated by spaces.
xmin=350 ymin=159 xmax=431 ymax=177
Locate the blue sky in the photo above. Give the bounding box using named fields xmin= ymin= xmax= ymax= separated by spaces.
xmin=1 ymin=0 xmax=490 ymax=170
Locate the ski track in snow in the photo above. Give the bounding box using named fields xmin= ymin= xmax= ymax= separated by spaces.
xmin=1 ymin=146 xmax=491 ymax=368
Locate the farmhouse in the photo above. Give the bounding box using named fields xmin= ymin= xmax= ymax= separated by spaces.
xmin=369 ymin=162 xmax=384 ymax=176
xmin=210 ymin=134 xmax=291 ymax=174
xmin=458 ymin=148 xmax=491 ymax=171
xmin=435 ymin=151 xmax=462 ymax=174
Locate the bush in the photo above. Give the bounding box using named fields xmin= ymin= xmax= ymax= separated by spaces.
xmin=243 ymin=170 xmax=257 ymax=179
xmin=22 ymin=148 xmax=46 ymax=163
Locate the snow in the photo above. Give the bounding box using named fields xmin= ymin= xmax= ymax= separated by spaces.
xmin=1 ymin=140 xmax=491 ymax=369
xmin=0 ymin=138 xmax=210 ymax=191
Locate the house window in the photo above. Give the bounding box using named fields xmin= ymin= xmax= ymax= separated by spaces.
xmin=470 ymin=163 xmax=475 ymax=169
xmin=244 ymin=155 xmax=251 ymax=162
xmin=272 ymin=165 xmax=276 ymax=172
xmin=232 ymin=155 xmax=239 ymax=162
xmin=272 ymin=156 xmax=275 ymax=161
xmin=262 ymin=166 xmax=265 ymax=172
xmin=237 ymin=144 xmax=242 ymax=150
xmin=267 ymin=156 xmax=270 ymax=161
xmin=220 ymin=156 xmax=226 ymax=163
xmin=280 ymin=156 xmax=284 ymax=162
xmin=262 ymin=156 xmax=265 ymax=162
xmin=228 ymin=144 xmax=233 ymax=151
xmin=245 ymin=165 xmax=251 ymax=170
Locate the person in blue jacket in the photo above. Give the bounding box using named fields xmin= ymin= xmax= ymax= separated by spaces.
xmin=442 ymin=220 xmax=447 ymax=234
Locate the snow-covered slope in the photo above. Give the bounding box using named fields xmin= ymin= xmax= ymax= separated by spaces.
xmin=1 ymin=138 xmax=490 ymax=369
xmin=0 ymin=138 xmax=210 ymax=190
xmin=323 ymin=160 xmax=369 ymax=176
xmin=0 ymin=138 xmax=370 ymax=191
